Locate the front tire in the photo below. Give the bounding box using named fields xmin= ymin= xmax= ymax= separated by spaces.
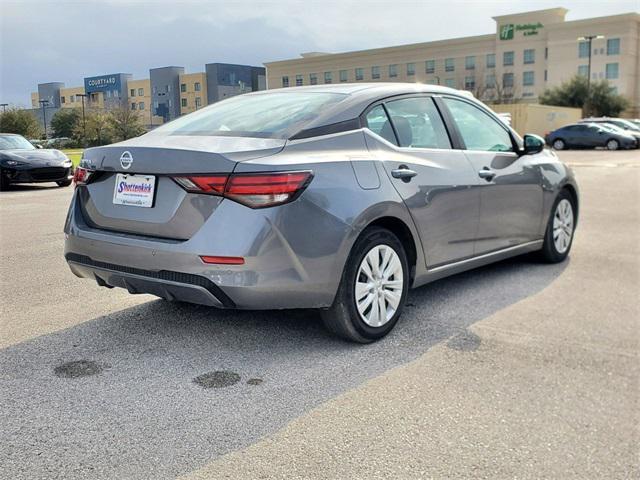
xmin=552 ymin=139 xmax=566 ymax=150
xmin=538 ymin=190 xmax=576 ymax=263
xmin=321 ymin=227 xmax=409 ymax=343
xmin=606 ymin=139 xmax=619 ymax=151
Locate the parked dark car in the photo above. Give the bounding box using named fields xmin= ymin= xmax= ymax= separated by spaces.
xmin=0 ymin=133 xmax=74 ymax=190
xmin=545 ymin=123 xmax=637 ymax=150
xmin=579 ymin=117 xmax=640 ymax=144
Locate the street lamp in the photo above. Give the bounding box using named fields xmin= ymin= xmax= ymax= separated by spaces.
xmin=0 ymin=103 xmax=8 ymax=114
xmin=76 ymin=93 xmax=88 ymax=146
xmin=578 ymin=34 xmax=604 ymax=115
xmin=38 ymin=99 xmax=49 ymax=139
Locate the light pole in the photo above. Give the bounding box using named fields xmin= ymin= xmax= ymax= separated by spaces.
xmin=578 ymin=35 xmax=604 ymax=115
xmin=76 ymin=93 xmax=88 ymax=145
xmin=38 ymin=99 xmax=49 ymax=139
xmin=0 ymin=103 xmax=8 ymax=114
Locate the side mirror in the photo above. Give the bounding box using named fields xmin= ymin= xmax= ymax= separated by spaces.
xmin=523 ymin=134 xmax=545 ymax=155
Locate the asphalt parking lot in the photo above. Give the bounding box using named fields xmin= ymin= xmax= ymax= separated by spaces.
xmin=1 ymin=150 xmax=638 ymax=479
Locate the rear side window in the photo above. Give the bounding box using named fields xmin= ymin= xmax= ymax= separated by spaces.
xmin=384 ymin=97 xmax=451 ymax=149
xmin=364 ymin=105 xmax=397 ymax=144
xmin=443 ymin=97 xmax=514 ymax=152
xmin=152 ymin=92 xmax=347 ymax=139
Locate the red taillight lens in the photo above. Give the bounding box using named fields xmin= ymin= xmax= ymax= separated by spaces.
xmin=172 ymin=171 xmax=312 ymax=208
xmin=73 ymin=167 xmax=93 ymax=186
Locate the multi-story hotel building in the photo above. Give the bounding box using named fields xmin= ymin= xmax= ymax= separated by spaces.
xmin=265 ymin=8 xmax=640 ymax=116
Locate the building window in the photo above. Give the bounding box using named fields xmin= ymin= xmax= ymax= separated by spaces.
xmin=607 ymin=38 xmax=620 ymax=55
xmin=324 ymin=71 xmax=332 ymax=84
xmin=166 ymin=85 xmax=171 ymax=93
xmin=578 ymin=41 xmax=590 ymax=58
xmin=503 ymin=51 xmax=514 ymax=66
xmin=195 ymin=97 xmax=201 ymax=108
xmin=503 ymin=73 xmax=514 ymax=88
xmin=295 ymin=74 xmax=303 ymax=86
xmin=389 ymin=64 xmax=398 ymax=78
xmin=339 ymin=70 xmax=348 ymax=82
xmin=425 ymin=60 xmax=435 ymax=74
xmin=60 ymin=96 xmax=65 ymax=103
xmin=406 ymin=63 xmax=415 ymax=76
xmin=605 ymin=63 xmax=619 ymax=79
xmin=486 ymin=74 xmax=496 ymax=88
xmin=181 ymin=98 xmax=187 ymax=107
xmin=310 ymin=73 xmax=318 ymax=85
xmin=444 ymin=78 xmax=456 ymax=88
xmin=523 ymin=49 xmax=535 ymax=64
xmin=355 ymin=68 xmax=364 ymax=81
xmin=578 ymin=65 xmax=589 ymax=77
xmin=445 ymin=58 xmax=454 ymax=72
xmin=130 ymin=89 xmax=136 ymax=97
xmin=138 ymin=88 xmax=144 ymax=96
xmin=464 ymin=76 xmax=475 ymax=90
xmin=70 ymin=95 xmax=75 ymax=103
xmin=282 ymin=76 xmax=289 ymax=87
xmin=138 ymin=102 xmax=144 ymax=110
xmin=371 ymin=66 xmax=380 ymax=79
xmin=194 ymin=82 xmax=201 ymax=92
xmin=486 ymin=54 xmax=496 ymax=69
xmin=523 ymin=71 xmax=535 ymax=86
xmin=180 ymin=84 xmax=187 ymax=93
xmin=465 ymin=56 xmax=475 ymax=70
xmin=131 ymin=103 xmax=136 ymax=110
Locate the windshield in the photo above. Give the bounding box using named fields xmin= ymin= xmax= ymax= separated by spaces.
xmin=0 ymin=135 xmax=36 ymax=150
xmin=153 ymin=91 xmax=348 ymax=139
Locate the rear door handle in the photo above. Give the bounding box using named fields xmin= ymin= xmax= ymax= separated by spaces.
xmin=478 ymin=167 xmax=496 ymax=181
xmin=391 ymin=168 xmax=418 ymax=181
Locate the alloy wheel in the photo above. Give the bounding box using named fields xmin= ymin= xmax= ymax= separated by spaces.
xmin=553 ymin=139 xmax=565 ymax=150
xmin=553 ymin=199 xmax=574 ymax=254
xmin=355 ymin=244 xmax=404 ymax=327
xmin=607 ymin=139 xmax=619 ymax=151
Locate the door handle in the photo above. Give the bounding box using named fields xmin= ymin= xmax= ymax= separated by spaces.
xmin=478 ymin=167 xmax=496 ymax=181
xmin=391 ymin=168 xmax=418 ymax=182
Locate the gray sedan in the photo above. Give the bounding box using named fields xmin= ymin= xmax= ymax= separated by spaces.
xmin=64 ymin=84 xmax=579 ymax=342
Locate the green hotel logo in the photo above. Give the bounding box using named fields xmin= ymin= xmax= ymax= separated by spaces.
xmin=500 ymin=24 xmax=514 ymax=40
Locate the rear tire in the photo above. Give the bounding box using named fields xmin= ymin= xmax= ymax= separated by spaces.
xmin=552 ymin=138 xmax=565 ymax=150
xmin=606 ymin=139 xmax=619 ymax=151
xmin=537 ymin=189 xmax=576 ymax=263
xmin=321 ymin=227 xmax=409 ymax=343
xmin=57 ymin=179 xmax=72 ymax=187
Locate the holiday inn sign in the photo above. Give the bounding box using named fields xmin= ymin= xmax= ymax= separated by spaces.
xmin=499 ymin=22 xmax=544 ymax=40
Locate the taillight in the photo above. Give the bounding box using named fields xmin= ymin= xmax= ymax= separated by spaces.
xmin=172 ymin=171 xmax=312 ymax=208
xmin=73 ymin=167 xmax=94 ymax=186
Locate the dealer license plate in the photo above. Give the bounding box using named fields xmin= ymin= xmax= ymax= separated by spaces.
xmin=113 ymin=173 xmax=156 ymax=208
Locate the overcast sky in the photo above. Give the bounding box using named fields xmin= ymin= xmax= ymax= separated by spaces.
xmin=1 ymin=0 xmax=638 ymax=106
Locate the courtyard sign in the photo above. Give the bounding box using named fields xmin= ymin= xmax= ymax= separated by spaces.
xmin=499 ymin=22 xmax=544 ymax=40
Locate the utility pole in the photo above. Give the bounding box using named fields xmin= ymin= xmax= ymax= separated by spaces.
xmin=578 ymin=35 xmax=604 ymax=116
xmin=0 ymin=103 xmax=8 ymax=114
xmin=38 ymin=99 xmax=49 ymax=139
xmin=76 ymin=93 xmax=88 ymax=146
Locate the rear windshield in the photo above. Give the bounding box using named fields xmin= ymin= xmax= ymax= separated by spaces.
xmin=152 ymin=91 xmax=348 ymax=139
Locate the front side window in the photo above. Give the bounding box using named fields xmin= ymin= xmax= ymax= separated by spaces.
xmin=425 ymin=60 xmax=435 ymax=74
xmin=371 ymin=66 xmax=380 ymax=79
xmin=503 ymin=51 xmax=514 ymax=66
xmin=443 ymin=97 xmax=513 ymax=152
xmin=523 ymin=49 xmax=535 ymax=64
xmin=384 ymin=97 xmax=451 ymax=149
xmin=152 ymin=91 xmax=347 ymax=139
xmin=523 ymin=71 xmax=535 ymax=86
xmin=607 ymin=38 xmax=620 ymax=55
xmin=364 ymin=105 xmax=396 ymax=144
xmin=389 ymin=64 xmax=398 ymax=78
xmin=465 ymin=56 xmax=475 ymax=70
xmin=605 ymin=63 xmax=619 ymax=79
xmin=486 ymin=53 xmax=496 ymax=68
xmin=445 ymin=58 xmax=454 ymax=72
xmin=355 ymin=68 xmax=364 ymax=81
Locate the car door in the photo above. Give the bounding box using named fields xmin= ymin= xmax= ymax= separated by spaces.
xmin=363 ymin=96 xmax=480 ymax=268
xmin=438 ymin=96 xmax=543 ymax=254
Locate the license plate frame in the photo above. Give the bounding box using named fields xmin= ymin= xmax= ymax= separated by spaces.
xmin=113 ymin=173 xmax=157 ymax=208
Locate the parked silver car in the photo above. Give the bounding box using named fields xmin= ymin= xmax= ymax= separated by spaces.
xmin=64 ymin=84 xmax=579 ymax=342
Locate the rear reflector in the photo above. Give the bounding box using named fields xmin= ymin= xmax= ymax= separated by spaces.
xmin=172 ymin=171 xmax=312 ymax=208
xmin=200 ymin=255 xmax=245 ymax=265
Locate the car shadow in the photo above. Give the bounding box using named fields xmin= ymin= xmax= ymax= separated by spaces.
xmin=0 ymin=183 xmax=65 ymax=192
xmin=0 ymin=254 xmax=567 ymax=479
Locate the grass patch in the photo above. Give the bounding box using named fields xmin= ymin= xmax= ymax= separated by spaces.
xmin=62 ymin=149 xmax=83 ymax=167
